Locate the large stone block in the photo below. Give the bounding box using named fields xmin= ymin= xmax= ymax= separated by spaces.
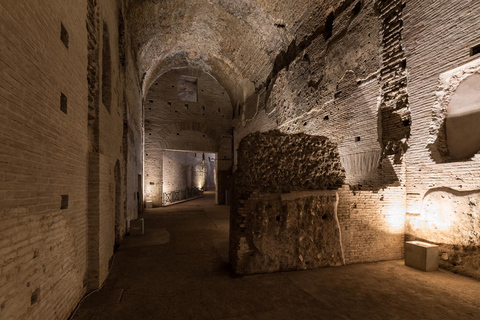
xmin=130 ymin=218 xmax=145 ymax=236
xmin=405 ymin=241 xmax=439 ymax=272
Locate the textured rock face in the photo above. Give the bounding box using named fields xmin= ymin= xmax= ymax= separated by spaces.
xmin=232 ymin=192 xmax=344 ymax=274
xmin=230 ymin=131 xmax=345 ymax=274
xmin=230 ymin=0 xmax=408 ymax=274
xmin=234 ymin=131 xmax=345 ymax=197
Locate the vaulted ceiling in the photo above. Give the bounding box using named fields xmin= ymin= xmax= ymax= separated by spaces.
xmin=128 ymin=0 xmax=340 ymax=102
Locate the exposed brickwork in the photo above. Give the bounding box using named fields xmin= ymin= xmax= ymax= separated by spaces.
xmin=2 ymin=1 xmax=480 ymax=318
xmin=162 ymin=151 xmax=213 ymax=194
xmin=0 ymin=1 xmax=143 ymax=319
xmin=144 ymin=68 xmax=232 ymax=206
xmin=0 ymin=1 xmax=89 ymax=319
xmin=376 ymin=0 xmax=411 ymax=162
xmin=231 ymin=0 xmax=406 ymax=273
xmin=403 ymin=0 xmax=480 ymax=280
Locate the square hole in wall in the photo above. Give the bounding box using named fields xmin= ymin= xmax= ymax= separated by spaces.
xmin=61 ymin=195 xmax=69 ymax=209
xmin=178 ymin=75 xmax=198 ymax=102
xmin=355 ymin=136 xmax=361 ymax=142
xmin=60 ymin=23 xmax=69 ymax=48
xmin=60 ymin=93 xmax=67 ymax=114
xmin=471 ymin=44 xmax=480 ymax=56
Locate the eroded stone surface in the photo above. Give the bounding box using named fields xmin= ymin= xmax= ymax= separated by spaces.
xmin=230 ymin=131 xmax=345 ymax=274
xmin=234 ymin=130 xmax=345 ymax=197
xmin=232 ymin=193 xmax=343 ymax=274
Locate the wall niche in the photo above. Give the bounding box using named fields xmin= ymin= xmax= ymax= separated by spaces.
xmin=428 ymin=59 xmax=480 ymax=162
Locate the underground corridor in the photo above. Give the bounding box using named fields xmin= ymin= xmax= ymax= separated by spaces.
xmin=2 ymin=0 xmax=480 ymax=319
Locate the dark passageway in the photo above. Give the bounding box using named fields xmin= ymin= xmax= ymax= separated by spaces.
xmin=72 ymin=194 xmax=480 ymax=320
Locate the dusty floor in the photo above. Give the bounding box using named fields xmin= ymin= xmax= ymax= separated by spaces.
xmin=73 ymin=192 xmax=480 ymax=320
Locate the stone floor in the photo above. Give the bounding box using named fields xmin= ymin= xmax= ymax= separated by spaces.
xmin=73 ymin=192 xmax=480 ymax=320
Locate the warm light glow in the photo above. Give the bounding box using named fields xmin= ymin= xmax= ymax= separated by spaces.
xmin=409 ymin=241 xmax=437 ymax=248
xmin=384 ymin=213 xmax=404 ymax=232
xmin=417 ymin=199 xmax=452 ymax=231
xmin=385 ymin=207 xmax=405 ymax=233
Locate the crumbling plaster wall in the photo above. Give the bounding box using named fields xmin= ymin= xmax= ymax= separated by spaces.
xmin=144 ymin=68 xmax=232 ymax=206
xmin=403 ymin=0 xmax=480 ymax=280
xmin=0 ymin=0 xmax=143 ymax=319
xmin=231 ymin=0 xmax=408 ymax=273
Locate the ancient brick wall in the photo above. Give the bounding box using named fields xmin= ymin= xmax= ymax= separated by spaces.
xmin=403 ymin=0 xmax=480 ymax=280
xmin=230 ymin=131 xmax=346 ymax=273
xmin=231 ymin=0 xmax=408 ymax=273
xmin=0 ymin=1 xmax=90 ymax=318
xmin=0 ymin=0 xmax=143 ymax=319
xmin=144 ymin=68 xmax=232 ymax=205
xmin=162 ymin=151 xmax=204 ymax=194
xmin=0 ymin=1 xmax=89 ymax=319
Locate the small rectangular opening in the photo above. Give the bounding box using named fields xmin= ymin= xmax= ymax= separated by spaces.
xmin=61 ymin=23 xmax=69 ymax=48
xmin=355 ymin=136 xmax=361 ymax=142
xmin=178 ymin=75 xmax=198 ymax=102
xmin=60 ymin=93 xmax=68 ymax=114
xmin=471 ymin=44 xmax=480 ymax=56
xmin=61 ymin=195 xmax=69 ymax=209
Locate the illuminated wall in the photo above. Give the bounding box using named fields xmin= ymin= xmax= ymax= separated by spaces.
xmin=403 ymin=0 xmax=480 ymax=280
xmin=144 ymin=68 xmax=232 ymax=206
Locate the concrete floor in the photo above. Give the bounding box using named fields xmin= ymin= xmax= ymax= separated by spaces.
xmin=73 ymin=192 xmax=480 ymax=320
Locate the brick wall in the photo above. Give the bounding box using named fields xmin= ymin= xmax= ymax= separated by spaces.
xmin=403 ymin=0 xmax=480 ymax=279
xmin=231 ymin=0 xmax=407 ymax=272
xmin=163 ymin=151 xmax=198 ymax=194
xmin=144 ymin=67 xmax=232 ymax=205
xmin=0 ymin=1 xmax=89 ymax=319
xmin=0 ymin=0 xmax=143 ymax=319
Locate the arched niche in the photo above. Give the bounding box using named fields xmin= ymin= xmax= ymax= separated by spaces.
xmin=446 ymin=73 xmax=480 ymax=160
